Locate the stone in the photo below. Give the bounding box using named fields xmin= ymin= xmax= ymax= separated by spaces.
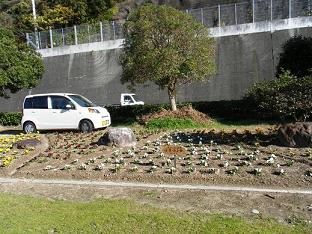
xmin=252 ymin=209 xmax=260 ymax=214
xmin=13 ymin=138 xmax=42 ymax=149
xmin=99 ymin=128 xmax=136 ymax=147
xmin=278 ymin=122 xmax=312 ymax=148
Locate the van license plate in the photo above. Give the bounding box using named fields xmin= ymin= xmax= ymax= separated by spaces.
xmin=102 ymin=120 xmax=109 ymax=126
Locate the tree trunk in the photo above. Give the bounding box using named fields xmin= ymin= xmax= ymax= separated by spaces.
xmin=168 ymin=87 xmax=177 ymax=111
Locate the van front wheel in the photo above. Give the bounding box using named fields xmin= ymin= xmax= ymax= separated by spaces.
xmin=79 ymin=120 xmax=93 ymax=133
xmin=23 ymin=121 xmax=37 ymax=134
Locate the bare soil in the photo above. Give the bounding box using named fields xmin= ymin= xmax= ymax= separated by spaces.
xmin=8 ymin=127 xmax=311 ymax=189
xmin=138 ymin=105 xmax=213 ymax=124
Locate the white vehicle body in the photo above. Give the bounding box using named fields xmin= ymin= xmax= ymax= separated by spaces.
xmin=22 ymin=93 xmax=111 ymax=132
xmin=120 ymin=93 xmax=144 ymax=106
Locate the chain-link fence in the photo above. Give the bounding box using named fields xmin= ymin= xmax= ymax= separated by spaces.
xmin=27 ymin=0 xmax=312 ymax=50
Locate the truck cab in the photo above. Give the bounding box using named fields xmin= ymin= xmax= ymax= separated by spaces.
xmin=120 ymin=93 xmax=144 ymax=106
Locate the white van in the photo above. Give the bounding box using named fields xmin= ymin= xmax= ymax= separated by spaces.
xmin=22 ymin=93 xmax=111 ymax=133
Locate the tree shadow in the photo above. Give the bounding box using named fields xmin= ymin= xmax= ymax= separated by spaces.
xmin=171 ymin=129 xmax=279 ymax=147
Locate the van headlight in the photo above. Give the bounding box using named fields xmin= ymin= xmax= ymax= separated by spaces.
xmin=88 ymin=108 xmax=100 ymax=114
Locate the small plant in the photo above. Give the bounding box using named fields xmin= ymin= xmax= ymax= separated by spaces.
xmin=78 ymin=163 xmax=87 ymax=170
xmin=166 ymin=167 xmax=176 ymax=174
xmin=61 ymin=164 xmax=71 ymax=170
xmin=44 ymin=165 xmax=53 ymax=171
xmin=251 ymin=168 xmax=262 ymax=176
xmin=206 ymin=168 xmax=220 ymax=174
xmin=186 ymin=166 xmax=196 ymax=174
xmin=148 ymin=165 xmax=157 ymax=173
xmin=94 ymin=163 xmax=105 ymax=171
xmin=129 ymin=166 xmax=139 ymax=172
xmin=285 ymin=160 xmax=294 ymax=167
xmin=227 ymin=166 xmax=239 ymax=175
xmin=274 ymin=168 xmax=285 ymax=176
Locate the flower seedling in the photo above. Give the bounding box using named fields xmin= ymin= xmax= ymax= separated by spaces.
xmin=251 ymin=168 xmax=262 ymax=175
xmin=148 ymin=165 xmax=158 ymax=173
xmin=274 ymin=168 xmax=285 ymax=176
xmin=78 ymin=163 xmax=87 ymax=170
xmin=166 ymin=167 xmax=176 ymax=174
xmin=227 ymin=166 xmax=239 ymax=175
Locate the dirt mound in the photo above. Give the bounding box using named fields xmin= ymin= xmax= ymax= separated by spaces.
xmin=138 ymin=105 xmax=212 ymax=124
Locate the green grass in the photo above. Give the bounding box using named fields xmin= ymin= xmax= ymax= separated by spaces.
xmin=113 ymin=117 xmax=276 ymax=132
xmin=146 ymin=117 xmax=206 ymax=130
xmin=0 ymin=193 xmax=310 ymax=233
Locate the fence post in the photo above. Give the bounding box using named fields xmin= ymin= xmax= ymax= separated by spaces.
xmin=270 ymin=0 xmax=273 ymax=21
xmin=26 ymin=33 xmax=30 ymax=45
xmin=235 ymin=3 xmax=238 ymax=25
xmin=252 ymin=0 xmax=255 ymax=23
xmin=289 ymin=0 xmax=292 ymax=18
xmin=87 ymin=25 xmax=91 ymax=43
xmin=100 ymin=21 xmax=103 ymax=42
xmin=218 ymin=5 xmax=221 ymax=27
xmin=49 ymin=28 xmax=53 ymax=48
xmin=112 ymin=21 xmax=116 ymax=40
xmin=61 ymin=28 xmax=65 ymax=46
xmin=38 ymin=31 xmax=42 ymax=49
xmin=74 ymin=25 xmax=78 ymax=45
xmin=201 ymin=8 xmax=204 ymax=24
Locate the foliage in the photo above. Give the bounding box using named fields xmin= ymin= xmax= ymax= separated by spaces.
xmin=121 ymin=4 xmax=216 ymax=111
xmin=0 ymin=27 xmax=44 ymax=97
xmin=277 ymin=36 xmax=312 ymax=78
xmin=146 ymin=117 xmax=202 ymax=130
xmin=244 ymin=70 xmax=312 ymax=121
xmin=0 ymin=194 xmax=310 ymax=233
xmin=0 ymin=0 xmax=120 ymax=33
xmin=0 ymin=112 xmax=22 ymax=126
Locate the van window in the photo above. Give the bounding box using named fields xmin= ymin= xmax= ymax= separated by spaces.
xmin=51 ymin=96 xmax=74 ymax=109
xmin=24 ymin=98 xmax=32 ymax=109
xmin=32 ymin=96 xmax=48 ymax=109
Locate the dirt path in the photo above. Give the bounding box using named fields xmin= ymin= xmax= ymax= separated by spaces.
xmin=0 ymin=177 xmax=311 ymax=195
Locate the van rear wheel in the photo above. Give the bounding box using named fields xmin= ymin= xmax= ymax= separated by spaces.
xmin=79 ymin=120 xmax=93 ymax=133
xmin=23 ymin=121 xmax=37 ymax=134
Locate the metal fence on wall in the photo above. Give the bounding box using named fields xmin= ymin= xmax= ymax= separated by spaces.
xmin=27 ymin=21 xmax=124 ymax=50
xmin=27 ymin=0 xmax=312 ymax=50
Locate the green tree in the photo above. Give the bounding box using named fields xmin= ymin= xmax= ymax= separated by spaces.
xmin=0 ymin=27 xmax=44 ymax=97
xmin=121 ymin=4 xmax=216 ymax=111
xmin=277 ymin=36 xmax=312 ymax=78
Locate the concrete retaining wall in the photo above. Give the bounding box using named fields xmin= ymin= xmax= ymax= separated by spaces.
xmin=1 ymin=26 xmax=312 ymax=113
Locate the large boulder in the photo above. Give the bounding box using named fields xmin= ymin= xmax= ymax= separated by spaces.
xmin=99 ymin=128 xmax=136 ymax=147
xmin=278 ymin=122 xmax=312 ymax=148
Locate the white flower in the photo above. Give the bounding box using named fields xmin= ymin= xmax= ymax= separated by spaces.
xmin=78 ymin=163 xmax=87 ymax=170
xmin=44 ymin=165 xmax=52 ymax=171
xmin=266 ymin=157 xmax=274 ymax=165
xmin=222 ymin=161 xmax=229 ymax=168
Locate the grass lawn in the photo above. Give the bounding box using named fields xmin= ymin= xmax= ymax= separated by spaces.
xmin=112 ymin=117 xmax=276 ymax=131
xmin=0 ymin=193 xmax=310 ymax=234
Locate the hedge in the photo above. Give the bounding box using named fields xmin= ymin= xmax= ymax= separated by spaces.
xmin=0 ymin=112 xmax=22 ymax=126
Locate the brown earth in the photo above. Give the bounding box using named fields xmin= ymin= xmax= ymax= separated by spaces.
xmin=138 ymin=105 xmax=212 ymax=124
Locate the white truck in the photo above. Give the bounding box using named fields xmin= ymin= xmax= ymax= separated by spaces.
xmin=120 ymin=93 xmax=144 ymax=106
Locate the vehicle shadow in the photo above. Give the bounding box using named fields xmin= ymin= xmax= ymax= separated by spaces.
xmin=0 ymin=130 xmax=23 ymax=135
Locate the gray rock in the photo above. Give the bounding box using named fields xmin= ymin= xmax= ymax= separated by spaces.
xmin=99 ymin=128 xmax=136 ymax=147
xmin=278 ymin=122 xmax=312 ymax=148
xmin=13 ymin=138 xmax=42 ymax=149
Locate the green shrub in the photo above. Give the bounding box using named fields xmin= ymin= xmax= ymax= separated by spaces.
xmin=244 ymin=70 xmax=312 ymax=121
xmin=0 ymin=112 xmax=22 ymax=126
xmin=146 ymin=117 xmax=202 ymax=130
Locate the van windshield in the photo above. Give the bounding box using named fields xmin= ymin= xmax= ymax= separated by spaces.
xmin=68 ymin=95 xmax=96 ymax=107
